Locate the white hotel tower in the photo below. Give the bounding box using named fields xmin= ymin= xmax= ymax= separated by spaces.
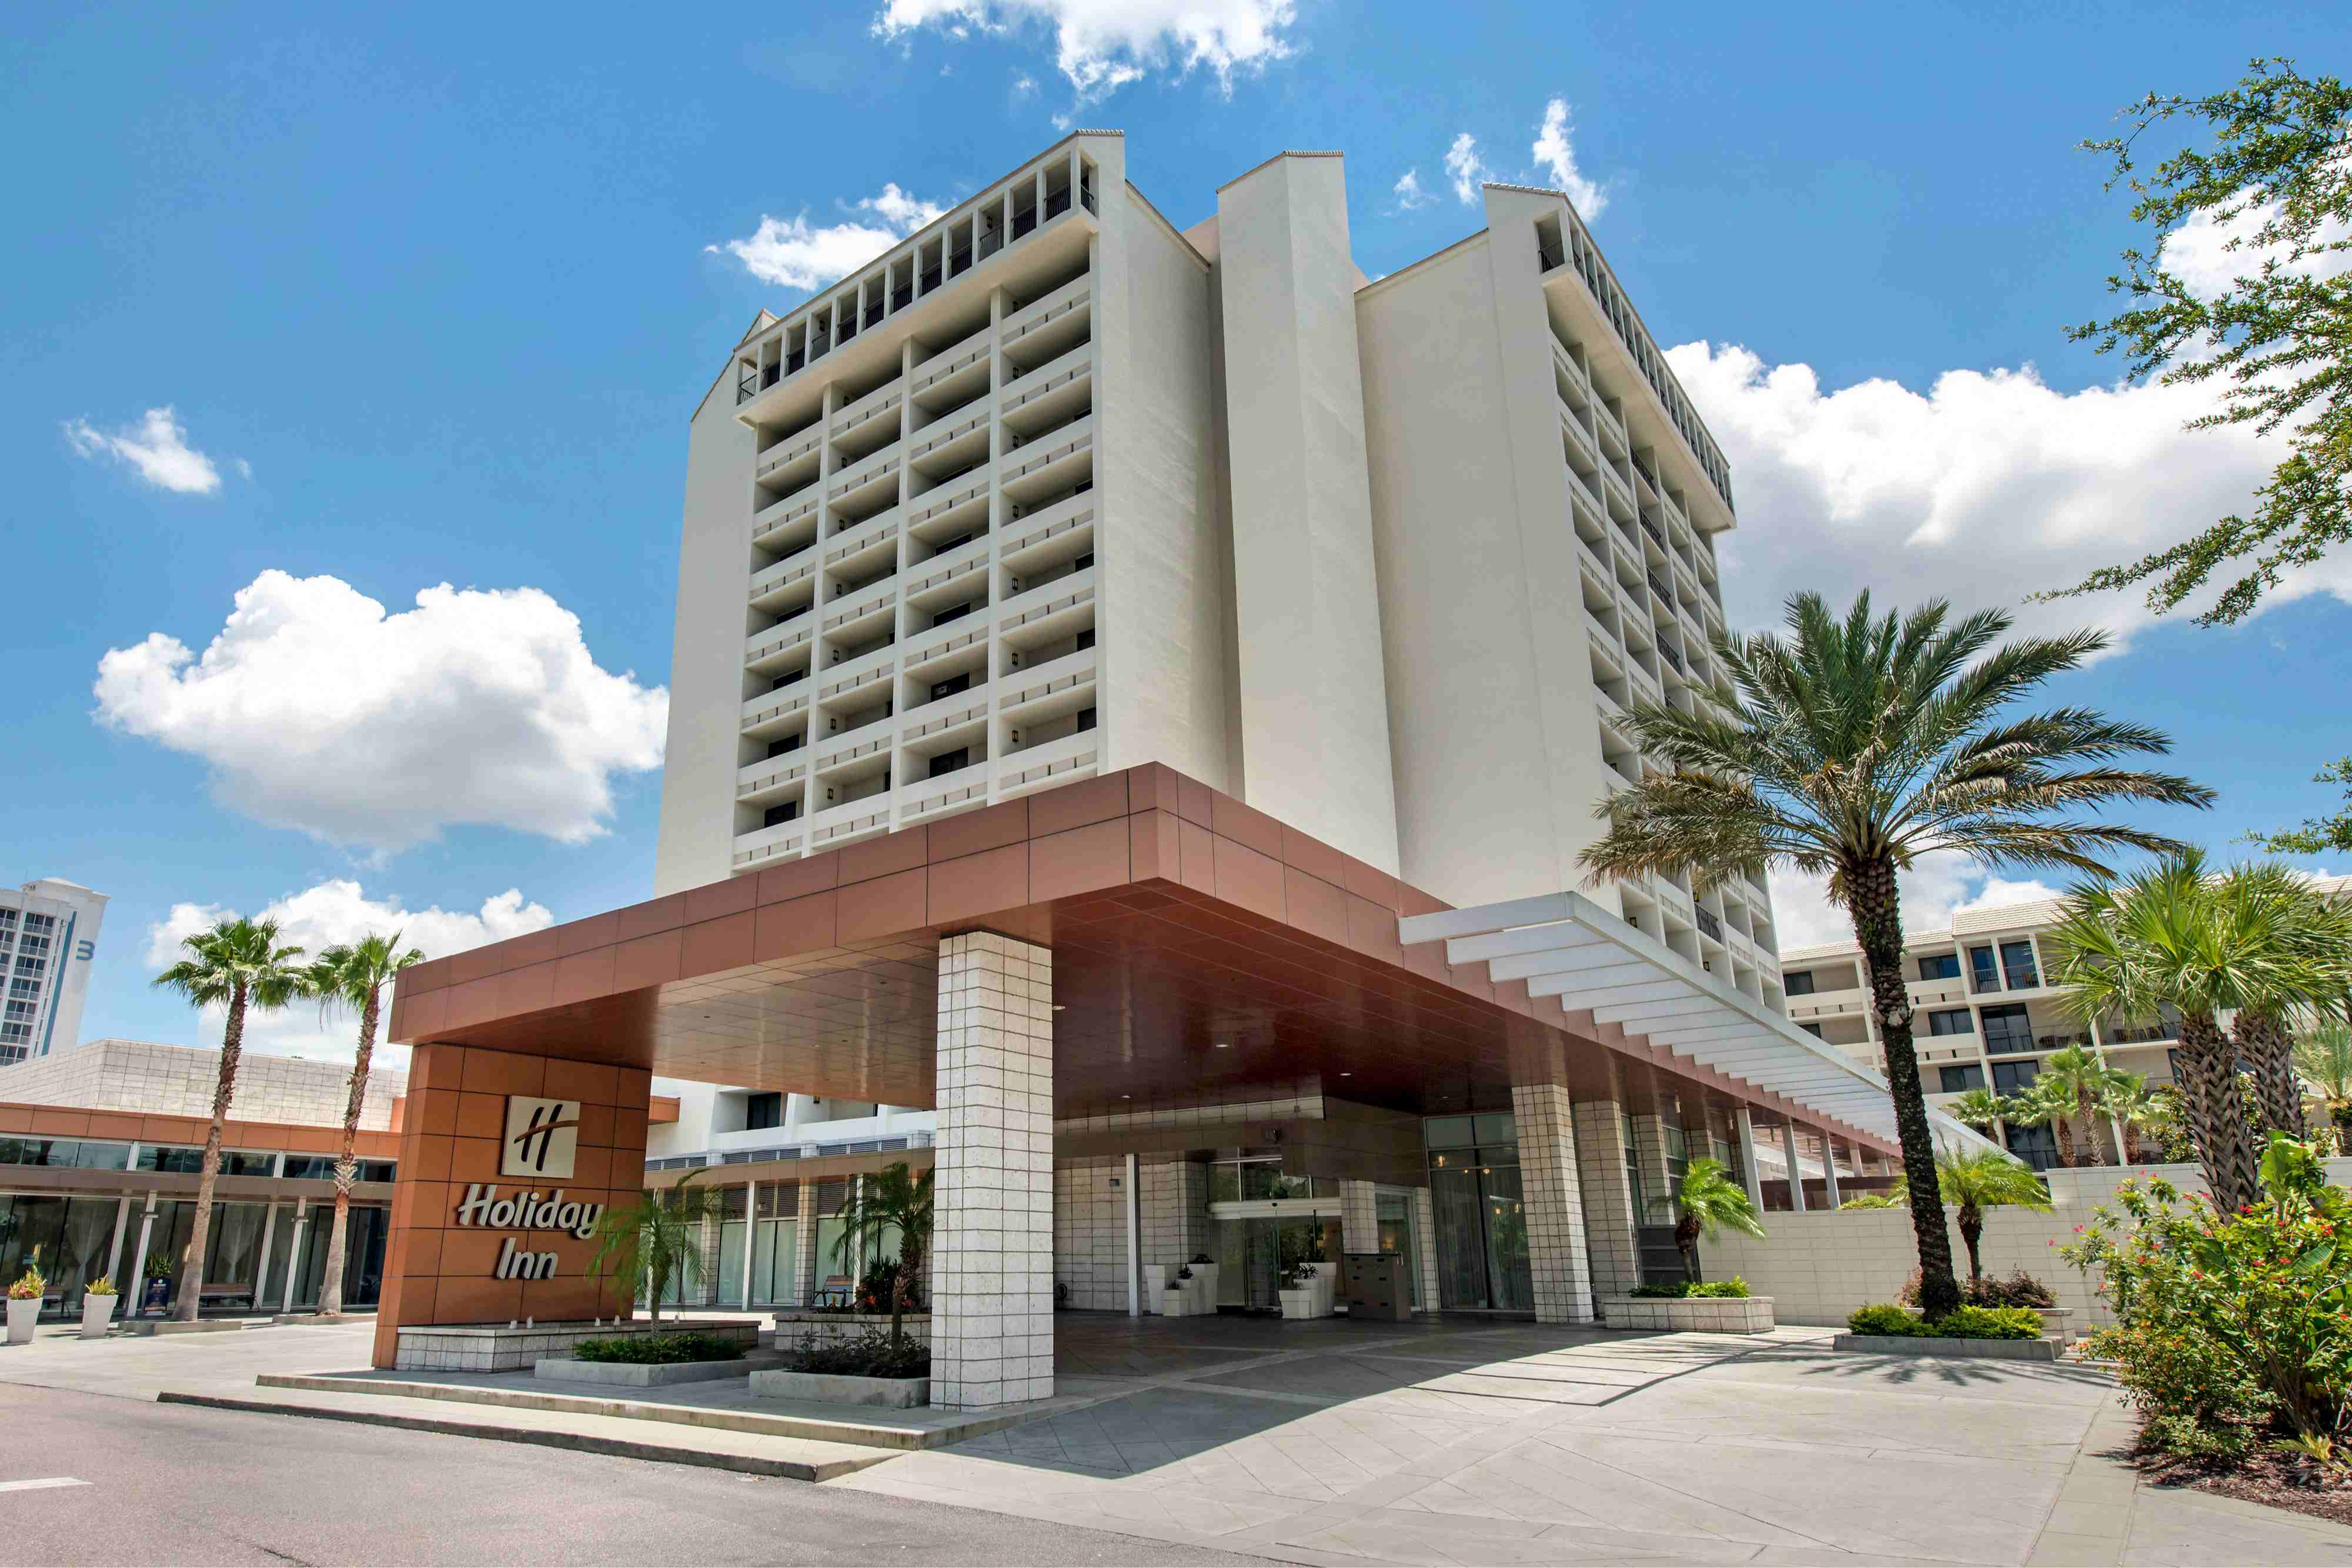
xmin=654 ymin=134 xmax=1783 ymax=1032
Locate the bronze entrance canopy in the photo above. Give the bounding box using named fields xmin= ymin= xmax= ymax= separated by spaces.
xmin=387 ymin=765 xmax=1892 ymax=1150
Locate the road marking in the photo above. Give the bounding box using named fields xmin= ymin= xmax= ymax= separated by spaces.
xmin=0 ymin=1479 xmax=88 ymax=1493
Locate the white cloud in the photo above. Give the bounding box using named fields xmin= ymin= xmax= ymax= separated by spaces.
xmin=93 ymin=570 xmax=666 ymax=855
xmin=62 ymin=406 xmax=229 ymax=494
xmin=873 ymin=0 xmax=1295 ymax=107
xmin=1391 ymin=168 xmax=1434 ymax=212
xmin=2160 ymin=197 xmax=2352 ymax=298
xmin=708 ymin=183 xmax=947 ymax=291
xmin=1531 ymin=96 xmax=1608 ymax=219
xmin=1771 ymin=854 xmax=2062 ymax=954
xmin=1012 ymin=72 xmax=1038 ymax=97
xmin=1443 ymin=133 xmax=1489 ymax=205
xmin=145 ymin=880 xmax=554 ymax=1062
xmin=1665 ymin=341 xmax=2348 ymax=646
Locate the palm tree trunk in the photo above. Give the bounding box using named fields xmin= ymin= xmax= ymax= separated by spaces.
xmin=2231 ymin=1008 xmax=2303 ymax=1140
xmin=176 ymin=982 xmax=246 ymax=1321
xmin=2331 ymin=1102 xmax=2352 ymax=1157
xmin=2177 ymin=1012 xmax=2261 ymax=1212
xmin=1958 ymin=1203 xmax=1983 ymax=1284
xmin=2050 ymin=1116 xmax=2077 ymax=1168
xmin=1849 ymin=855 xmax=1963 ymax=1319
xmin=2076 ymin=1090 xmax=2110 ymax=1165
xmin=318 ymin=989 xmax=378 ymax=1317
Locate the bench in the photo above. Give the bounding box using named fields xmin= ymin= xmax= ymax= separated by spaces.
xmin=810 ymin=1275 xmax=853 ymax=1309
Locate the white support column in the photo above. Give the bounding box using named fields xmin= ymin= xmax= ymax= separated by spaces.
xmin=1819 ymin=1132 xmax=1843 ymax=1208
xmin=796 ymin=1177 xmax=821 ymax=1304
xmin=1781 ymin=1122 xmax=1808 ymax=1212
xmin=1733 ymin=1108 xmax=1767 ymax=1214
xmin=741 ymin=1181 xmax=759 ymax=1308
xmin=1412 ymin=1187 xmax=1439 ymax=1314
xmin=252 ymin=1202 xmax=279 ymax=1315
xmin=1338 ymin=1180 xmax=1378 ymax=1256
xmin=128 ymin=1193 xmax=158 ymax=1316
xmin=1571 ymin=1098 xmax=1642 ymax=1305
xmin=282 ymin=1199 xmax=309 ymax=1312
xmin=102 ymin=1196 xmax=132 ymax=1296
xmin=1512 ymin=1081 xmax=1596 ymax=1323
xmin=1122 ymin=1152 xmax=1141 ymax=1317
xmin=932 ymin=931 xmax=1054 ymax=1410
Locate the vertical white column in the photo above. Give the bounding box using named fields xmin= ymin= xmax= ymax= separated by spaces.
xmin=1820 ymin=1132 xmax=1843 ymax=1208
xmin=129 ymin=1193 xmax=158 ymax=1316
xmin=794 ymin=1177 xmax=820 ymax=1303
xmin=281 ymin=1199 xmax=310 ymax=1312
xmin=1733 ymin=1108 xmax=1766 ymax=1213
xmin=1122 ymin=1152 xmax=1141 ymax=1317
xmin=933 ymin=931 xmax=1054 ymax=1410
xmin=253 ymin=1201 xmax=279 ymax=1315
xmin=741 ymin=1181 xmax=759 ymax=1308
xmin=1411 ymin=1187 xmax=1440 ymax=1313
xmin=102 ymin=1196 xmax=132 ymax=1296
xmin=1572 ymin=1099 xmax=1642 ymax=1305
xmin=1782 ymin=1122 xmax=1808 ymax=1213
xmin=1512 ymin=1081 xmax=1596 ymax=1323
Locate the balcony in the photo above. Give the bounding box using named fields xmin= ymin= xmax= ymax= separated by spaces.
xmin=1695 ymin=908 xmax=1723 ymax=942
xmin=730 ymin=819 xmax=806 ymax=870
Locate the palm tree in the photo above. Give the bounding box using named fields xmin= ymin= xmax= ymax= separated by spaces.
xmin=1888 ymin=1143 xmax=2053 ymax=1285
xmin=2222 ymin=866 xmax=2352 ymax=1138
xmin=584 ymin=1169 xmax=723 ymax=1322
xmin=2047 ymin=855 xmax=2352 ymax=1213
xmin=830 ymin=1162 xmax=934 ymax=1347
xmin=2096 ymin=1072 xmax=2161 ymax=1162
xmin=1945 ymin=1087 xmax=2012 ymax=1138
xmin=2033 ymin=1045 xmax=2133 ymax=1164
xmin=2002 ymin=1078 xmax=2082 ymax=1167
xmin=2293 ymin=1018 xmax=2352 ymax=1154
xmin=1579 ymin=590 xmax=2209 ymax=1316
xmin=1668 ymin=1156 xmax=1765 ymax=1282
xmin=305 ymin=932 xmax=424 ymax=1316
xmin=152 ymin=917 xmax=310 ymax=1322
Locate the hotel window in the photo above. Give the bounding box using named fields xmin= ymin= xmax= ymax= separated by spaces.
xmin=2003 ymin=1123 xmax=2059 ymax=1170
xmin=1937 ymin=1064 xmax=1986 ymax=1093
xmin=1797 ymin=1022 xmax=1825 ymax=1039
xmin=1782 ymin=970 xmax=1816 ymax=997
xmin=1982 ymin=1002 xmax=2034 ymax=1056
xmin=2000 ymin=940 xmax=2040 ymax=989
xmin=764 ymin=801 xmax=799 ymax=827
xmin=1917 ymin=953 xmax=1960 ymax=981
xmin=280 ymin=1155 xmax=397 ymax=1182
xmin=746 ymin=1092 xmax=784 ymax=1132
xmin=1926 ymin=1008 xmax=1975 ymax=1036
xmin=1967 ymin=945 xmax=2000 ymax=993
xmin=1991 ymin=1058 xmax=2040 ymax=1094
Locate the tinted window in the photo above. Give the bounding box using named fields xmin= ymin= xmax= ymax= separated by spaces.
xmin=1927 ymin=1008 xmax=1975 ymax=1036
xmin=1939 ymin=1064 xmax=1986 ymax=1093
xmin=746 ymin=1092 xmax=783 ymax=1132
xmin=1783 ymin=971 xmax=1816 ymax=997
xmin=1969 ymin=946 xmax=2000 ymax=991
xmin=1992 ymin=1058 xmax=2041 ymax=1093
xmin=1917 ymin=954 xmax=1960 ymax=981
xmin=1982 ymin=1003 xmax=2035 ymax=1055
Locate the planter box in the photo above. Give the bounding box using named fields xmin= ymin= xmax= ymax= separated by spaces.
xmin=769 ymin=1312 xmax=930 ymax=1350
xmin=751 ymin=1368 xmax=928 ymax=1407
xmin=1602 ymin=1295 xmax=1777 ymax=1334
xmin=1160 ymin=1286 xmax=1195 ymax=1317
xmin=1832 ymin=1333 xmax=2059 ymax=1361
xmin=2034 ymin=1307 xmax=2074 ymax=1340
xmin=122 ymin=1318 xmax=245 ymax=1337
xmin=1278 ymin=1288 xmax=1317 ymax=1320
xmin=534 ymin=1355 xmax=754 ymax=1388
xmin=393 ymin=1318 xmax=756 ymax=1373
xmin=1139 ymin=1263 xmax=1167 ymax=1314
xmin=79 ymin=1294 xmax=118 ymax=1340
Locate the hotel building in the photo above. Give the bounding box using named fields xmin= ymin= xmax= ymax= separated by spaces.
xmin=379 ymin=136 xmax=1990 ymax=1401
xmin=1 ymin=878 xmax=108 ymax=1065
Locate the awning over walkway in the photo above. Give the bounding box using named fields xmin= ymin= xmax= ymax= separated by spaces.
xmin=1398 ymin=890 xmax=2004 ymax=1156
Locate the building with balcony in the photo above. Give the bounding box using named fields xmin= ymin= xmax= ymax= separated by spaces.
xmin=654 ymin=133 xmax=1780 ymax=1009
xmin=1 ymin=878 xmax=108 ymax=1065
xmin=1778 ymin=873 xmax=2352 ymax=1167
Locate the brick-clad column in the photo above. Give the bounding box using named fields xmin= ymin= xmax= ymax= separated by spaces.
xmin=932 ymin=931 xmax=1054 ymax=1410
xmin=1512 ymin=1081 xmax=1596 ymax=1324
xmin=1630 ymin=1114 xmax=1676 ymax=1232
xmin=1338 ymin=1179 xmax=1379 ymax=1255
xmin=1571 ymin=1098 xmax=1641 ymax=1306
xmin=1412 ymin=1188 xmax=1439 ymax=1313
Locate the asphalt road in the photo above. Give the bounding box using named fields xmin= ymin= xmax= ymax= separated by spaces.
xmin=0 ymin=1383 xmax=1259 ymax=1567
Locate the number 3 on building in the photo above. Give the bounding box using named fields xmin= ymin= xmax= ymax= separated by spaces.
xmin=74 ymin=941 xmax=94 ymax=961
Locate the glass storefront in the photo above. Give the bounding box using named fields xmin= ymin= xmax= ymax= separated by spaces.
xmin=0 ymin=1195 xmax=388 ymax=1317
xmin=1212 ymin=1213 xmax=1342 ymax=1310
xmin=1425 ymin=1115 xmax=1532 ymax=1312
xmin=0 ymin=1194 xmax=120 ymax=1313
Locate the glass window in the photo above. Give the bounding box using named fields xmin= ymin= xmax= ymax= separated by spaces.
xmin=1798 ymin=1022 xmax=1825 ymax=1039
xmin=0 ymin=1138 xmax=130 ymax=1170
xmin=2000 ymin=940 xmax=2040 ymax=990
xmin=1927 ymin=1008 xmax=1975 ymax=1036
xmin=1992 ymin=1058 xmax=2041 ymax=1093
xmin=1938 ymin=1064 xmax=1986 ymax=1093
xmin=1917 ymin=953 xmax=1960 ymax=981
xmin=1968 ymin=945 xmax=2000 ymax=993
xmin=1421 ymin=1116 xmax=1477 ymax=1149
xmin=1783 ymin=970 xmax=1816 ymax=997
xmin=745 ymin=1092 xmax=783 ymax=1132
xmin=1982 ymin=1004 xmax=2035 ymax=1056
xmin=2004 ymin=1123 xmax=2059 ymax=1170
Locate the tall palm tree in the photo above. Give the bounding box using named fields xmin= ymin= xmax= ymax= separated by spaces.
xmin=1669 ymin=1156 xmax=1766 ymax=1282
xmin=2293 ymin=1018 xmax=2352 ymax=1154
xmin=305 ymin=932 xmax=424 ymax=1316
xmin=1945 ymin=1087 xmax=2012 ymax=1138
xmin=2096 ymin=1072 xmax=2161 ymax=1162
xmin=2002 ymin=1078 xmax=2083 ymax=1167
xmin=830 ymin=1161 xmax=934 ymax=1347
xmin=2045 ymin=855 xmax=2352 ymax=1212
xmin=2033 ymin=1045 xmax=2133 ymax=1164
xmin=1580 ymin=590 xmax=2208 ymax=1316
xmin=584 ymin=1169 xmax=723 ymax=1322
xmin=2221 ymin=865 xmax=2352 ymax=1137
xmin=152 ymin=917 xmax=310 ymax=1321
xmin=1887 ymin=1143 xmax=2053 ymax=1285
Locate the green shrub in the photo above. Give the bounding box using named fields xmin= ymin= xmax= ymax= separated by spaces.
xmin=572 ymin=1331 xmax=744 ymax=1365
xmin=1847 ymin=1303 xmax=1926 ymax=1336
xmin=1926 ymin=1305 xmax=2042 ymax=1340
xmin=2061 ymin=1135 xmax=2352 ymax=1451
xmin=780 ymin=1326 xmax=930 ymax=1379
xmin=1628 ymin=1281 xmax=1690 ymax=1299
xmin=1689 ymin=1278 xmax=1750 ymax=1299
xmin=1897 ymin=1267 xmax=2056 ymax=1309
xmin=2141 ymin=1412 xmax=2251 ymax=1462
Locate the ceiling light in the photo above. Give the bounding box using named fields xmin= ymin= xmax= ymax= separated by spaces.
xmin=1213 ymin=1041 xmax=1230 ymax=1049
xmin=1339 ymin=1072 xmax=1352 ymax=1077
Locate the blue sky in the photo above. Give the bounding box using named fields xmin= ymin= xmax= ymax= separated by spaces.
xmin=7 ymin=1 xmax=2346 ymax=1057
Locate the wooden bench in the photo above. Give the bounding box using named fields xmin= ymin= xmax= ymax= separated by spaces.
xmin=810 ymin=1275 xmax=853 ymax=1309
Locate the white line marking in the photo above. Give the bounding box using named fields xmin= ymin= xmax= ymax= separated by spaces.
xmin=0 ymin=1479 xmax=88 ymax=1493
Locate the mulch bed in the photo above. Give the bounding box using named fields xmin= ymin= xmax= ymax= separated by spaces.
xmin=2137 ymin=1443 xmax=2352 ymax=1527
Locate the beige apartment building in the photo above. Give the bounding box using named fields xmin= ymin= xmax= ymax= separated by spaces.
xmin=1779 ymin=876 xmax=2352 ymax=1167
xmin=654 ymin=131 xmax=1782 ymax=1009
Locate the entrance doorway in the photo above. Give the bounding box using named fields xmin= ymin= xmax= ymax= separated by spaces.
xmin=1211 ymin=1212 xmax=1341 ymax=1311
xmin=1425 ymin=1115 xmax=1534 ymax=1312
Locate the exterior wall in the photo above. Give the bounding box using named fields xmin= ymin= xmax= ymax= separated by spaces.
xmin=654 ymin=375 xmax=763 ymax=897
xmin=0 ymin=878 xmax=109 ymax=1064
xmin=1053 ymin=1153 xmax=1128 ymax=1311
xmin=1097 ymin=178 xmax=1234 ymax=794
xmin=1 ymin=1039 xmax=406 ymax=1130
xmin=644 ymin=1079 xmax=930 ymax=1164
xmin=1214 ymin=153 xmax=1402 ymax=876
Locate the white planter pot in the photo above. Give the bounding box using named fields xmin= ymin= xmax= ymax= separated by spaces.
xmin=1138 ymin=1263 xmax=1167 ymax=1314
xmin=1310 ymin=1271 xmax=1335 ymax=1317
xmin=1190 ymin=1262 xmax=1218 ymax=1312
xmin=1161 ymin=1286 xmax=1192 ymax=1317
xmin=6 ymin=1297 xmax=38 ymax=1345
xmin=1278 ymin=1289 xmax=1317 ymax=1320
xmin=79 ymin=1294 xmax=116 ymax=1340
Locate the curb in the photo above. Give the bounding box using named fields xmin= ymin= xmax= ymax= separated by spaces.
xmin=154 ymin=1392 xmax=897 ymax=1482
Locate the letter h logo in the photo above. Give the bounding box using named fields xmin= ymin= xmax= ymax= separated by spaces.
xmin=501 ymin=1096 xmax=583 ymax=1179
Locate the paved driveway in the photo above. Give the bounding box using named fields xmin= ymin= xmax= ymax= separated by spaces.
xmin=834 ymin=1315 xmax=2352 ymax=1567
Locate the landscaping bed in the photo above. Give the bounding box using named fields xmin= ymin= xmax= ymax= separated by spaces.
xmin=754 ymin=1326 xmax=931 ymax=1407
xmin=1605 ymin=1278 xmax=1773 ymax=1333
xmin=536 ymin=1330 xmax=751 ymax=1388
xmin=1836 ymin=1302 xmax=2053 ymax=1357
xmin=2136 ymin=1440 xmax=2352 ymax=1529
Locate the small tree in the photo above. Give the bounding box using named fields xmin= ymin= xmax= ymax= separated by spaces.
xmin=2003 ymin=1079 xmax=2084 ymax=1168
xmin=1889 ymin=1144 xmax=2052 ymax=1285
xmin=2293 ymin=1019 xmax=2352 ymax=1154
xmin=830 ymin=1162 xmax=934 ymax=1348
xmin=2033 ymin=1046 xmax=2136 ymax=1165
xmin=152 ymin=917 xmax=310 ymax=1322
xmin=305 ymin=932 xmax=424 ymax=1316
xmin=584 ymin=1169 xmax=722 ymax=1322
xmin=1669 ymin=1156 xmax=1765 ymax=1283
xmin=1945 ymin=1087 xmax=2011 ymax=1139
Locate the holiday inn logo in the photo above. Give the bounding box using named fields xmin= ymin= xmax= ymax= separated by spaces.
xmin=500 ymin=1096 xmax=582 ymax=1179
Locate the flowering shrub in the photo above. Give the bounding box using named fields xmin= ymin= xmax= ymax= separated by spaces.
xmin=2061 ymin=1134 xmax=2352 ymax=1453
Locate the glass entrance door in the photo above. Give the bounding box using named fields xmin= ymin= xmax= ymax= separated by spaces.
xmin=1213 ymin=1215 xmax=1341 ymax=1312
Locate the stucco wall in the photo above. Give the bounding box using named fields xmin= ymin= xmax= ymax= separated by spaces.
xmin=4 ymin=1038 xmax=406 ymax=1131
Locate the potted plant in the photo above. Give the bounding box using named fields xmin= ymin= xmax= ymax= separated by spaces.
xmin=7 ymin=1249 xmax=44 ymax=1345
xmin=1277 ymin=1263 xmax=1317 ymax=1320
xmin=1187 ymin=1251 xmax=1218 ymax=1312
xmin=79 ymin=1277 xmax=118 ymax=1340
xmin=1162 ymin=1274 xmax=1191 ymax=1318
